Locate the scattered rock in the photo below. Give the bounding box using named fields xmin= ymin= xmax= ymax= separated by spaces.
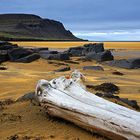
xmin=86 ymin=83 xmax=119 ymax=94
xmin=95 ymin=92 xmax=139 ymax=110
xmin=48 ymin=61 xmax=68 ymax=66
xmin=0 ymin=99 xmax=15 ymax=106
xmin=8 ymin=48 xmax=33 ymax=61
xmin=0 ymin=51 xmax=9 ymax=62
xmin=0 ymin=65 xmax=7 ymax=70
xmin=67 ymin=43 xmax=104 ymax=57
xmin=83 ymin=66 xmax=104 ymax=71
xmin=86 ymin=85 xmax=95 ymax=89
xmin=107 ymin=58 xmax=140 ymax=69
xmin=112 ymin=71 xmax=124 ymax=76
xmin=16 ymin=92 xmax=35 ymax=102
xmin=0 ymin=113 xmax=22 ymax=122
xmin=14 ymin=53 xmax=40 ymax=63
xmin=67 ymin=46 xmax=84 ymax=57
xmin=85 ymin=50 xmax=114 ymax=62
xmin=64 ymin=60 xmax=79 ymax=64
xmin=93 ymin=83 xmax=119 ymax=94
xmin=39 ymin=50 xmax=58 ymax=58
xmin=120 ymin=98 xmax=140 ymax=110
xmin=8 ymin=134 xmax=45 ymax=140
xmin=95 ymin=93 xmax=103 ymax=97
xmin=55 ymin=66 xmax=71 ymax=72
xmin=41 ymin=52 xmax=70 ymax=60
xmin=82 ymin=43 xmax=104 ymax=55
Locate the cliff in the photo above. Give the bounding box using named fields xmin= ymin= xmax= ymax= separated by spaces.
xmin=0 ymin=14 xmax=82 ymax=41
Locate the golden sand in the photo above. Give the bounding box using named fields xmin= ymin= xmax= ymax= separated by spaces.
xmin=0 ymin=42 xmax=140 ymax=140
xmin=11 ymin=41 xmax=140 ymax=50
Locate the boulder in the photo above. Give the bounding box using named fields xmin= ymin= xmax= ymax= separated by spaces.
xmin=16 ymin=92 xmax=35 ymax=102
xmin=67 ymin=43 xmax=104 ymax=57
xmin=0 ymin=41 xmax=11 ymax=47
xmin=55 ymin=66 xmax=71 ymax=72
xmin=0 ymin=66 xmax=7 ymax=70
xmin=85 ymin=50 xmax=114 ymax=62
xmin=8 ymin=48 xmax=33 ymax=61
xmin=83 ymin=66 xmax=104 ymax=71
xmin=107 ymin=58 xmax=140 ymax=69
xmin=39 ymin=50 xmax=58 ymax=59
xmin=14 ymin=53 xmax=40 ymax=63
xmin=82 ymin=43 xmax=104 ymax=55
xmin=68 ymin=46 xmax=84 ymax=57
xmin=41 ymin=52 xmax=70 ymax=60
xmin=95 ymin=93 xmax=103 ymax=97
xmin=0 ymin=51 xmax=9 ymax=62
xmin=120 ymin=98 xmax=139 ymax=110
xmin=0 ymin=44 xmax=18 ymax=50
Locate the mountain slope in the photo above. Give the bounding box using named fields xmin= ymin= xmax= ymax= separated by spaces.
xmin=0 ymin=14 xmax=82 ymax=41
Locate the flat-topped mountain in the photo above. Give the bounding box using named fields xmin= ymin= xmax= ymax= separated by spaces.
xmin=0 ymin=14 xmax=82 ymax=41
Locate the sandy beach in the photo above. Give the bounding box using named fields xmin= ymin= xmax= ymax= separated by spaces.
xmin=0 ymin=42 xmax=140 ymax=140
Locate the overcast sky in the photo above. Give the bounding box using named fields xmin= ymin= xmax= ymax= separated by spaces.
xmin=0 ymin=0 xmax=140 ymax=41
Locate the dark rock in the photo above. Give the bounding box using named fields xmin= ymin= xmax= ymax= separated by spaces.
xmin=107 ymin=58 xmax=140 ymax=69
xmin=41 ymin=52 xmax=70 ymax=60
xmin=95 ymin=93 xmax=103 ymax=97
xmin=85 ymin=50 xmax=114 ymax=62
xmin=0 ymin=66 xmax=7 ymax=70
xmin=83 ymin=66 xmax=104 ymax=71
xmin=39 ymin=50 xmax=58 ymax=59
xmin=0 ymin=44 xmax=18 ymax=50
xmin=55 ymin=66 xmax=71 ymax=72
xmin=16 ymin=92 xmax=35 ymax=102
xmin=112 ymin=71 xmax=124 ymax=76
xmin=64 ymin=60 xmax=79 ymax=64
xmin=82 ymin=43 xmax=104 ymax=55
xmin=120 ymin=98 xmax=140 ymax=110
xmin=93 ymin=83 xmax=119 ymax=94
xmin=68 ymin=46 xmax=84 ymax=57
xmin=103 ymin=93 xmax=115 ymax=98
xmin=67 ymin=43 xmax=104 ymax=57
xmin=14 ymin=53 xmax=40 ymax=63
xmin=0 ymin=51 xmax=9 ymax=62
xmin=86 ymin=85 xmax=95 ymax=89
xmin=8 ymin=48 xmax=33 ymax=61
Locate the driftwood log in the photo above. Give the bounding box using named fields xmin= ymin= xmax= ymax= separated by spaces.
xmin=35 ymin=71 xmax=140 ymax=140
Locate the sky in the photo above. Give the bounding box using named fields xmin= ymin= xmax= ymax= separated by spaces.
xmin=0 ymin=0 xmax=140 ymax=41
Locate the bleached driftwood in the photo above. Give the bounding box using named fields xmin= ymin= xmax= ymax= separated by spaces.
xmin=35 ymin=70 xmax=140 ymax=140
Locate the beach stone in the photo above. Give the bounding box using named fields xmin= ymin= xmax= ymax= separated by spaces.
xmin=16 ymin=92 xmax=35 ymax=102
xmin=67 ymin=43 xmax=104 ymax=57
xmin=55 ymin=66 xmax=71 ymax=72
xmin=0 ymin=51 xmax=9 ymax=62
xmin=95 ymin=93 xmax=103 ymax=97
xmin=107 ymin=58 xmax=140 ymax=69
xmin=14 ymin=53 xmax=40 ymax=63
xmin=68 ymin=46 xmax=84 ymax=56
xmin=8 ymin=48 xmax=33 ymax=61
xmin=0 ymin=66 xmax=7 ymax=70
xmin=82 ymin=43 xmax=104 ymax=55
xmin=120 ymin=98 xmax=139 ymax=110
xmin=85 ymin=50 xmax=114 ymax=62
xmin=112 ymin=71 xmax=124 ymax=76
xmin=31 ymin=47 xmax=49 ymax=53
xmin=41 ymin=52 xmax=70 ymax=60
xmin=83 ymin=66 xmax=104 ymax=71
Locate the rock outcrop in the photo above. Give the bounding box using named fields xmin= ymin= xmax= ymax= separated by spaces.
xmin=0 ymin=14 xmax=81 ymax=41
xmin=67 ymin=43 xmax=114 ymax=62
xmin=107 ymin=58 xmax=140 ymax=69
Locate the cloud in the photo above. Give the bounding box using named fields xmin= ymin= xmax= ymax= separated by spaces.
xmin=0 ymin=0 xmax=140 ymax=40
xmin=74 ymin=29 xmax=140 ymax=41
